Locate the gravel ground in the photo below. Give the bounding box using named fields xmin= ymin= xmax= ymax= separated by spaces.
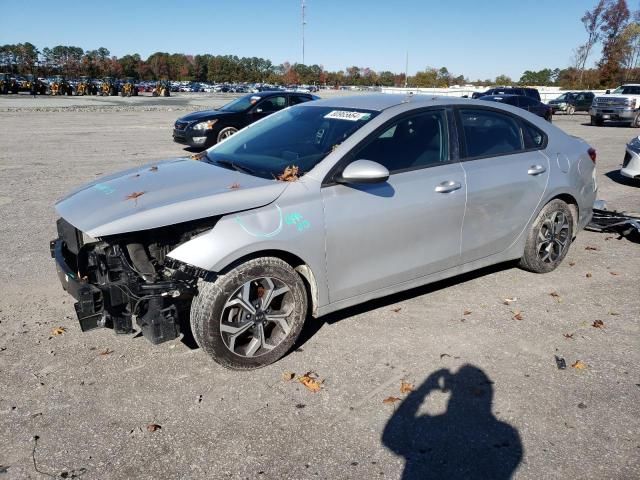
xmin=0 ymin=95 xmax=638 ymax=480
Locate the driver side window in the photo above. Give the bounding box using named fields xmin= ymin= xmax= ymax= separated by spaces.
xmin=353 ymin=110 xmax=449 ymax=173
xmin=257 ymin=96 xmax=287 ymax=113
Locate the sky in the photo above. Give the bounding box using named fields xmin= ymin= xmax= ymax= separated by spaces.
xmin=0 ymin=0 xmax=603 ymax=80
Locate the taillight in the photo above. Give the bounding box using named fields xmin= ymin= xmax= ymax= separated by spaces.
xmin=588 ymin=147 xmax=597 ymax=163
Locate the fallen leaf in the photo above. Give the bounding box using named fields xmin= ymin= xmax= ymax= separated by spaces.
xmin=549 ymin=291 xmax=562 ymax=303
xmin=99 ymin=348 xmax=113 ymax=356
xmin=400 ymin=380 xmax=414 ymax=394
xmin=568 ymin=262 xmax=576 ymax=267
xmin=563 ymin=333 xmax=574 ymax=339
xmin=463 ymin=310 xmax=472 ymax=316
xmin=125 ymin=191 xmax=145 ymax=202
xmin=555 ymin=355 xmax=567 ymax=370
xmin=149 ymin=166 xmax=158 ymax=172
xmin=298 ymin=372 xmax=323 ymax=393
xmin=609 ymin=271 xmax=619 ymax=276
xmin=503 ymin=297 xmax=517 ymax=305
xmin=229 ymin=182 xmax=241 ymax=189
xmin=146 ymin=423 xmax=161 ymax=432
xmin=440 ymin=353 xmax=451 ymax=359
xmin=131 ymin=173 xmax=140 ymax=178
xmin=592 ymin=320 xmax=605 ymax=329
xmin=585 ymin=246 xmax=599 ymax=251
xmin=571 ymin=360 xmax=587 ymax=370
xmin=512 ymin=310 xmax=524 ymax=321
xmin=609 ymin=311 xmax=620 ymax=316
xmin=604 ymin=236 xmax=615 ymax=241
xmin=277 ymin=165 xmax=300 ymax=182
xmin=391 ymin=307 xmax=402 ymax=313
xmin=51 ymin=327 xmax=66 ymax=336
xmin=190 ymin=151 xmax=207 ymax=161
xmin=282 ymin=372 xmax=295 ymax=382
xmin=586 ymin=273 xmax=592 ymax=278
xmin=383 ymin=396 xmax=401 ymax=404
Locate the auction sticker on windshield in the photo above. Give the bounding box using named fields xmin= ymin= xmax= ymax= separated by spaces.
xmin=324 ymin=110 xmax=371 ymax=121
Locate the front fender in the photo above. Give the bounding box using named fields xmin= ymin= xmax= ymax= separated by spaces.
xmin=167 ymin=182 xmax=329 ymax=308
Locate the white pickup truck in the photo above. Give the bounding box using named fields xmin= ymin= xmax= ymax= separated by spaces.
xmin=590 ymin=84 xmax=640 ymax=127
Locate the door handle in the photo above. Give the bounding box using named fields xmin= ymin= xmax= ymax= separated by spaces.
xmin=527 ymin=165 xmax=546 ymax=175
xmin=435 ymin=181 xmax=462 ymax=193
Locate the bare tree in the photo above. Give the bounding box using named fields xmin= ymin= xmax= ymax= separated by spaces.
xmin=577 ymin=0 xmax=609 ymax=85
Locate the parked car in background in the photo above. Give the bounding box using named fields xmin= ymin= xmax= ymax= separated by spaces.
xmin=472 ymin=87 xmax=541 ymax=102
xmin=548 ymin=92 xmax=595 ymax=115
xmin=173 ymin=91 xmax=319 ymax=148
xmin=479 ymin=94 xmax=553 ymax=122
xmin=622 ymin=136 xmax=640 ymax=181
xmin=52 ymin=94 xmax=597 ymax=369
xmin=590 ymin=84 xmax=640 ymax=127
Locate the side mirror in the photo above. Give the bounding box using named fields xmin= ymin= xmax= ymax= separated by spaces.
xmin=605 ymin=89 xmax=610 ymax=94
xmin=254 ymin=107 xmax=263 ymax=113
xmin=337 ymin=159 xmax=389 ymax=184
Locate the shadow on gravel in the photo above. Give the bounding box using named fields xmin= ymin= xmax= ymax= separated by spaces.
xmin=580 ymin=121 xmax=633 ymax=128
xmin=293 ymin=261 xmax=517 ymax=352
xmin=605 ymin=168 xmax=639 ymax=187
xmin=382 ymin=365 xmax=523 ymax=480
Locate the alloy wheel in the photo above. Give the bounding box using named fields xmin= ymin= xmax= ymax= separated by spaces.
xmin=536 ymin=211 xmax=570 ymax=263
xmin=219 ymin=277 xmax=293 ymax=357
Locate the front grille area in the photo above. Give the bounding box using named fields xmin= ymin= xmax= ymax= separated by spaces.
xmin=623 ymin=151 xmax=632 ymax=168
xmin=595 ymin=97 xmax=626 ymax=107
xmin=174 ymin=121 xmax=189 ymax=131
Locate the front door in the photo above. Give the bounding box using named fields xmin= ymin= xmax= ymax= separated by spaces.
xmin=321 ymin=109 xmax=467 ymax=303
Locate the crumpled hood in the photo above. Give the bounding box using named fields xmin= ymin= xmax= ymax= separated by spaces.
xmin=55 ymin=158 xmax=287 ymax=237
xmin=177 ymin=110 xmax=234 ymax=123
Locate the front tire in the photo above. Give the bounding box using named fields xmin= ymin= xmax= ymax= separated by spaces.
xmin=519 ymin=199 xmax=573 ymax=273
xmin=216 ymin=126 xmax=238 ymax=143
xmin=190 ymin=257 xmax=308 ymax=370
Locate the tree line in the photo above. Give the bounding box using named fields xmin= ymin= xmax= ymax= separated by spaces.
xmin=1 ymin=1 xmax=638 ymax=89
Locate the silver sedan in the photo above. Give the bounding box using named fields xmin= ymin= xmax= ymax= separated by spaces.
xmin=52 ymin=94 xmax=598 ymax=369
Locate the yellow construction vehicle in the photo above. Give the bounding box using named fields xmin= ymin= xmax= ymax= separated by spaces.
xmin=120 ymin=78 xmax=138 ymax=97
xmin=152 ymin=80 xmax=170 ymax=97
xmin=100 ymin=77 xmax=118 ymax=96
xmin=49 ymin=76 xmax=72 ymax=96
xmin=75 ymin=76 xmax=92 ymax=96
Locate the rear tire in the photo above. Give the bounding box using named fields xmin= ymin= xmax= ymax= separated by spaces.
xmin=519 ymin=199 xmax=573 ymax=274
xmin=566 ymin=105 xmax=575 ymax=115
xmin=190 ymin=257 xmax=308 ymax=370
xmin=632 ymin=112 xmax=640 ymax=128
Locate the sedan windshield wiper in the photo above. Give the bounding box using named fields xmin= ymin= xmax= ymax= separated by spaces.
xmin=213 ymin=158 xmax=257 ymax=176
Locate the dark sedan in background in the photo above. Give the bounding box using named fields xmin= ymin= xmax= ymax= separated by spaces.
xmin=173 ymin=91 xmax=319 ymax=149
xmin=548 ymin=91 xmax=595 ymax=115
xmin=479 ymin=94 xmax=553 ymax=122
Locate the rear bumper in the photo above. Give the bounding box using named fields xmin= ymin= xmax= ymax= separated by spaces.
xmin=50 ymin=239 xmax=105 ymax=331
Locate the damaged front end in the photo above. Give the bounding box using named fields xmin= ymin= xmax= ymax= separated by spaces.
xmin=50 ymin=217 xmax=216 ymax=344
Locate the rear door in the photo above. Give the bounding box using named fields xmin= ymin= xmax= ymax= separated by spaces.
xmin=456 ymin=107 xmax=549 ymax=263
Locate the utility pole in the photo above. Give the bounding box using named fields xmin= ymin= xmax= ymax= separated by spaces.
xmin=302 ymin=0 xmax=307 ymax=65
xmin=404 ymin=50 xmax=409 ymax=88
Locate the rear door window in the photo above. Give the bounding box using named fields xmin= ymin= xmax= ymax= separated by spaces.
xmin=290 ymin=95 xmax=312 ymax=106
xmin=459 ymin=109 xmax=524 ymax=158
xmin=257 ymin=95 xmax=287 ymax=112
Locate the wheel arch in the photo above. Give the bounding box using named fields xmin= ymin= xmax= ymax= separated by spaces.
xmin=548 ymin=193 xmax=579 ymax=234
xmin=217 ymin=249 xmax=320 ymax=317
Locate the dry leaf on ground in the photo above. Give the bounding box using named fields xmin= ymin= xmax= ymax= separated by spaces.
xmin=463 ymin=310 xmax=472 ymax=316
xmin=99 ymin=348 xmax=113 ymax=356
xmin=609 ymin=271 xmax=619 ymax=276
xmin=190 ymin=151 xmax=207 ymax=161
xmin=391 ymin=307 xmax=402 ymax=313
xmin=586 ymin=273 xmax=592 ymax=278
xmin=400 ymin=381 xmax=414 ymax=394
xmin=585 ymin=246 xmax=599 ymax=251
xmin=229 ymin=182 xmax=241 ymax=189
xmin=51 ymin=327 xmax=66 ymax=336
xmin=512 ymin=310 xmax=524 ymax=321
xmin=277 ymin=165 xmax=300 ymax=182
xmin=503 ymin=297 xmax=517 ymax=305
xmin=298 ymin=372 xmax=323 ymax=392
xmin=549 ymin=291 xmax=562 ymax=303
xmin=146 ymin=423 xmax=161 ymax=432
xmin=282 ymin=372 xmax=295 ymax=382
xmin=571 ymin=360 xmax=587 ymax=370
xmin=609 ymin=311 xmax=620 ymax=316
xmin=383 ymin=396 xmax=402 ymax=404
xmin=563 ymin=333 xmax=574 ymax=339
xmin=149 ymin=166 xmax=158 ymax=172
xmin=592 ymin=320 xmax=605 ymax=329
xmin=568 ymin=262 xmax=576 ymax=267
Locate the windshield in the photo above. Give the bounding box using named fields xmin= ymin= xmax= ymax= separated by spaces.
xmin=613 ymin=85 xmax=640 ymax=95
xmin=205 ymin=106 xmax=378 ymax=179
xmin=219 ymin=94 xmax=261 ymax=112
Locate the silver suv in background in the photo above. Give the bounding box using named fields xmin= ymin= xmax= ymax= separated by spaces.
xmin=51 ymin=95 xmax=598 ymax=369
xmin=590 ymin=84 xmax=640 ymax=126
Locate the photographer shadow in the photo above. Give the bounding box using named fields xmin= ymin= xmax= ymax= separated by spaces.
xmin=382 ymin=365 xmax=522 ymax=480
